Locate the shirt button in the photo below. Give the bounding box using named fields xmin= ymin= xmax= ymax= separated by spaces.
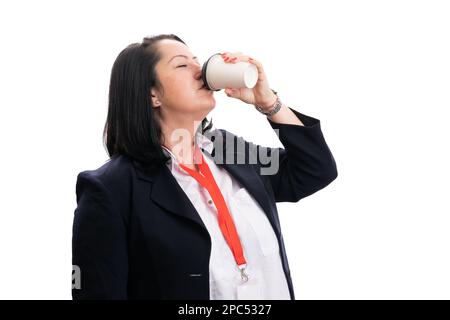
xmin=207 ymin=199 xmax=213 ymax=205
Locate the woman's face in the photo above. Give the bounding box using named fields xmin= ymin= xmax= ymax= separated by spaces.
xmin=151 ymin=39 xmax=215 ymax=120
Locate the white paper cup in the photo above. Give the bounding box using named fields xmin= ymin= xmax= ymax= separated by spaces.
xmin=201 ymin=53 xmax=258 ymax=91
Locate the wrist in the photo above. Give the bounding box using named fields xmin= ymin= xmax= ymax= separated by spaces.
xmin=254 ymin=89 xmax=283 ymax=116
xmin=257 ymin=93 xmax=278 ymax=111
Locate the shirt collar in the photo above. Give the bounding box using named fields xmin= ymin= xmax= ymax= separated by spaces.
xmin=161 ymin=131 xmax=214 ymax=172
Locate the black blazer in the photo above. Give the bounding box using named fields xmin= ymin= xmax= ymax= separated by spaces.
xmin=72 ymin=108 xmax=338 ymax=300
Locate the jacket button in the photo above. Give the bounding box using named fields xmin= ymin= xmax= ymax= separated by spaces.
xmin=207 ymin=199 xmax=213 ymax=205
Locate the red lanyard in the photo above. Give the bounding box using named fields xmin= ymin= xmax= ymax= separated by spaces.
xmin=174 ymin=143 xmax=248 ymax=280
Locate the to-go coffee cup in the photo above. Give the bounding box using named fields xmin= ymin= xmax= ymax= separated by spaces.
xmin=201 ymin=53 xmax=258 ymax=91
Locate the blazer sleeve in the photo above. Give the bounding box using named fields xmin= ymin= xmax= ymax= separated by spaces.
xmin=256 ymin=107 xmax=338 ymax=202
xmin=72 ymin=171 xmax=128 ymax=299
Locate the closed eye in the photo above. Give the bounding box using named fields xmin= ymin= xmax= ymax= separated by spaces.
xmin=177 ymin=65 xmax=187 ymax=68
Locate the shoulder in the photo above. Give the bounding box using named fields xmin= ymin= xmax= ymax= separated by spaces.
xmin=75 ymin=155 xmax=134 ymax=201
xmin=206 ymin=127 xmax=245 ymax=151
xmin=210 ymin=128 xmax=271 ymax=162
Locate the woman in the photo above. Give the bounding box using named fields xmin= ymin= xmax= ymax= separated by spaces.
xmin=72 ymin=34 xmax=338 ymax=300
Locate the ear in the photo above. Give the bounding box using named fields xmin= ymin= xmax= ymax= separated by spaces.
xmin=150 ymin=88 xmax=162 ymax=108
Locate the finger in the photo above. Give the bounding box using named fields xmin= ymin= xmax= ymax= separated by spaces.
xmin=226 ymin=54 xmax=262 ymax=68
xmin=221 ymin=52 xmax=233 ymax=63
xmin=232 ymin=53 xmax=249 ymax=63
xmin=224 ymin=87 xmax=240 ymax=98
xmin=246 ymin=57 xmax=265 ymax=75
xmin=220 ymin=53 xmax=248 ymax=64
xmin=221 ymin=52 xmax=243 ymax=63
xmin=221 ymin=51 xmax=243 ymax=57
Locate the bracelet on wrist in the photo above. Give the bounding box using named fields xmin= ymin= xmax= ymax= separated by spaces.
xmin=254 ymin=89 xmax=282 ymax=117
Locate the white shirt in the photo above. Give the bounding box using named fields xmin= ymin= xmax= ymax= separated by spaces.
xmin=161 ymin=131 xmax=291 ymax=300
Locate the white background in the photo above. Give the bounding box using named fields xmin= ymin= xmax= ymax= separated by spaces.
xmin=0 ymin=0 xmax=449 ymax=299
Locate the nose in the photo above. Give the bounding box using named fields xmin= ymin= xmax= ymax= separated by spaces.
xmin=194 ymin=63 xmax=202 ymax=81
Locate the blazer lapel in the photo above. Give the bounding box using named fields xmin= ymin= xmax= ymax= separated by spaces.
xmin=134 ymin=162 xmax=210 ymax=235
xmin=205 ymin=130 xmax=280 ymax=235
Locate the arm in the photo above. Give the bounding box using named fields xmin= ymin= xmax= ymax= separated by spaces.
xmin=72 ymin=172 xmax=128 ymax=299
xmin=267 ymin=104 xmax=305 ymax=126
xmin=258 ymin=106 xmax=338 ymax=202
xmin=219 ymin=53 xmax=337 ymax=202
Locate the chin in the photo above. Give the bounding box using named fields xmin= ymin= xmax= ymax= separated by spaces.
xmin=199 ymin=93 xmax=216 ymax=107
xmin=188 ymin=91 xmax=215 ymax=110
xmin=198 ymin=100 xmax=215 ymax=119
xmin=208 ymin=95 xmax=216 ymax=107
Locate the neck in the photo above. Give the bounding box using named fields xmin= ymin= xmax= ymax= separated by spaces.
xmin=159 ymin=114 xmax=203 ymax=166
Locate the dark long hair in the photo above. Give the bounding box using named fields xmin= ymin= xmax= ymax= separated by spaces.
xmin=103 ymin=34 xmax=213 ymax=172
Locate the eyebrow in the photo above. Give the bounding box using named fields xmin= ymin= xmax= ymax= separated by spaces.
xmin=168 ymin=55 xmax=198 ymax=64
